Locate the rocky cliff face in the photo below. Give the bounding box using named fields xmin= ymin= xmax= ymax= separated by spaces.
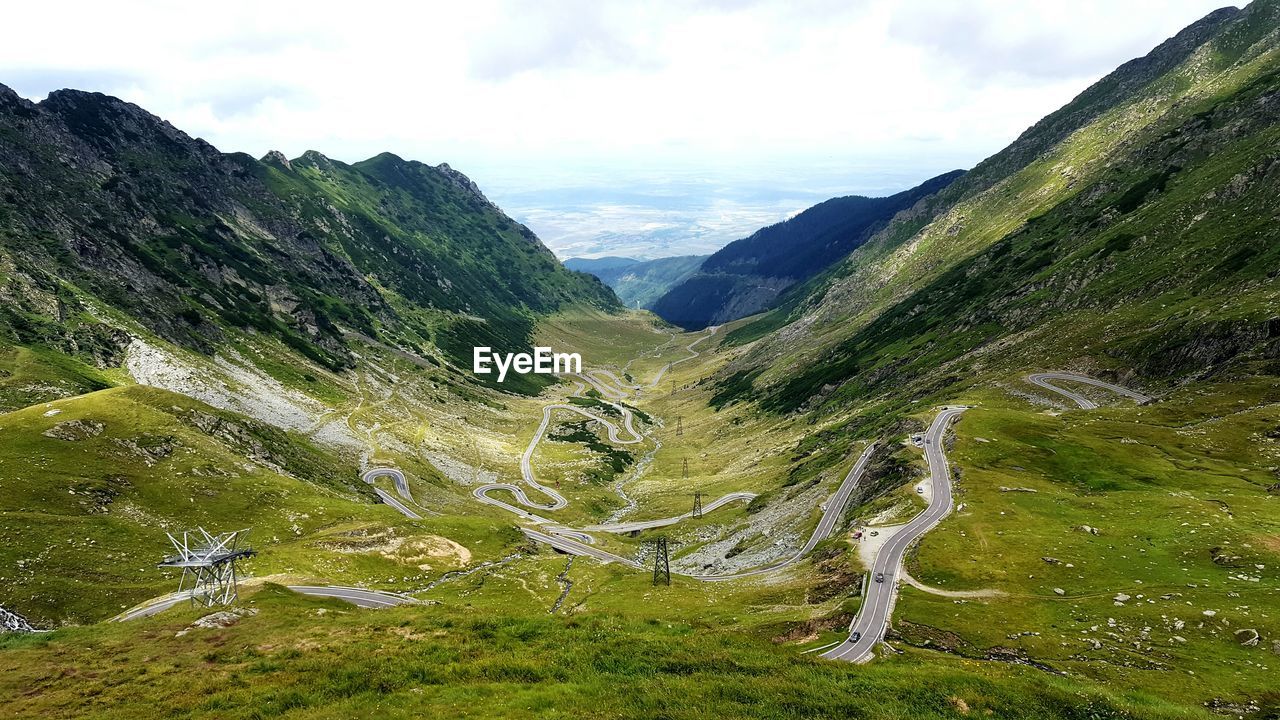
xmin=0 ymin=85 xmax=618 ymax=382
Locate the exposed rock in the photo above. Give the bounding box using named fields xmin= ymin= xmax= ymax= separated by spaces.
xmin=261 ymin=149 xmax=292 ymax=170
xmin=176 ymin=607 xmax=258 ymax=636
xmin=42 ymin=419 xmax=104 ymax=441
xmin=112 ymin=435 xmax=176 ymax=466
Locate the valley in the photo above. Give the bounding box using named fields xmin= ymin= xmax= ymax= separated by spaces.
xmin=3 ymin=3 xmax=1280 ymax=718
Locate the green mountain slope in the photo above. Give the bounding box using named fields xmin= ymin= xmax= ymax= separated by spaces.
xmin=0 ymin=85 xmax=618 ymax=394
xmin=565 ymin=254 xmax=707 ymax=309
xmin=650 ymin=170 xmax=963 ymax=329
xmin=719 ymin=0 xmax=1280 ymax=418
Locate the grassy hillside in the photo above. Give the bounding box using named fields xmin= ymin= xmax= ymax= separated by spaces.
xmin=0 ymin=583 xmax=1245 ymax=720
xmin=3 ymin=5 xmax=1280 ymax=719
xmin=0 ymin=85 xmax=618 ymax=392
xmin=720 ymin=0 xmax=1280 ymax=419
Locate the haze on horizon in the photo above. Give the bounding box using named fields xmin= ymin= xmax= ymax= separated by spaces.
xmin=0 ymin=0 xmax=1232 ymax=259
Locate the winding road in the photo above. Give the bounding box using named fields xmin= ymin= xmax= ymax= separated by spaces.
xmin=1026 ymin=372 xmax=1151 ymax=410
xmin=488 ymin=326 xmax=881 ymax=582
xmin=584 ymin=491 xmax=757 ymax=534
xmin=474 ymin=328 xmax=712 ymax=517
xmin=362 ymin=467 xmax=423 ymax=520
xmin=821 ymin=407 xmax=966 ymax=663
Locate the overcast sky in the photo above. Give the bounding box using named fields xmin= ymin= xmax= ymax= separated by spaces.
xmin=0 ymin=0 xmax=1234 ymax=257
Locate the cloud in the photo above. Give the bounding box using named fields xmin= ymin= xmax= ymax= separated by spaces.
xmin=467 ymin=2 xmax=662 ymax=80
xmin=885 ymin=0 xmax=1228 ymax=82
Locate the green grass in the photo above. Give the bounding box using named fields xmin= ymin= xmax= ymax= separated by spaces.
xmin=890 ymin=375 xmax=1280 ymax=707
xmin=0 ymin=383 xmax=524 ymax=625
xmin=0 ymin=583 xmax=1241 ymax=720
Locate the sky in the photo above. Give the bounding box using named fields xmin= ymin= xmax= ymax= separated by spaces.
xmin=0 ymin=0 xmax=1234 ymax=258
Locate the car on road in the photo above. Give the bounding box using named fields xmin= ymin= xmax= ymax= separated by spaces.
xmin=875 ymin=572 xmax=885 ymax=583
xmin=851 ymin=631 xmax=861 ymax=642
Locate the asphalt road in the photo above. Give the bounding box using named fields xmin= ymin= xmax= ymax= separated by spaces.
xmin=519 ymin=442 xmax=877 ymax=581
xmin=1027 ymin=372 xmax=1151 ymax=409
xmin=363 ymin=467 xmax=414 ymax=501
xmin=286 ymin=585 xmax=416 ymax=608
xmin=584 ymin=491 xmax=757 ymax=534
xmin=821 ymin=407 xmax=966 ymax=663
xmin=586 ymin=326 xmax=718 ymax=396
xmin=116 ymin=585 xmax=414 ymax=621
xmin=362 ymin=468 xmax=422 ymax=520
xmin=520 ymin=528 xmax=643 ymax=568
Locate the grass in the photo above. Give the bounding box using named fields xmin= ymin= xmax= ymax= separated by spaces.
xmin=0 ymin=383 xmax=524 ymax=625
xmin=0 ymin=583 xmax=1242 ymax=720
xmin=1 ymin=298 xmax=1278 ymax=717
xmin=890 ymin=374 xmax=1280 ymax=707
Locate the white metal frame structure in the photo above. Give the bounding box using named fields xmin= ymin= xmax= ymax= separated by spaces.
xmin=159 ymin=528 xmax=255 ymax=607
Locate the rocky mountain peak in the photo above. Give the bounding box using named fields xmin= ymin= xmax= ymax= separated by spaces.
xmin=296 ymin=149 xmax=336 ymax=171
xmin=436 ymin=162 xmax=494 ymax=208
xmin=261 ymin=149 xmax=292 ymax=170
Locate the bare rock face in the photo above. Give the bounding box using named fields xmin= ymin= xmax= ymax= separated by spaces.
xmin=42 ymin=419 xmax=105 ymax=441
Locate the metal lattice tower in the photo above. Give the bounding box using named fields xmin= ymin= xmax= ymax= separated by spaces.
xmin=692 ymin=491 xmax=703 ymax=519
xmin=159 ymin=528 xmax=255 ymax=608
xmin=682 ymin=458 xmax=689 ymax=479
xmin=652 ymin=537 xmax=671 ymax=586
xmin=676 ymin=416 xmax=683 ymax=436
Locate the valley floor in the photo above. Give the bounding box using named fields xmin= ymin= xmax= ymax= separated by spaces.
xmin=2 ymin=310 xmax=1278 ymax=718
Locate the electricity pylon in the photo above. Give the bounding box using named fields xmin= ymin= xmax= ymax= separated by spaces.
xmin=652 ymin=537 xmax=671 ymax=586
xmin=159 ymin=528 xmax=255 ymax=607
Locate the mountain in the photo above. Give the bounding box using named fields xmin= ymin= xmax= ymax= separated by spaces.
xmin=562 ymin=256 xmax=644 ymax=273
xmin=565 ymin=254 xmax=707 ymax=309
xmin=715 ymin=0 xmax=1279 ymax=419
xmin=0 ymin=84 xmax=619 ymax=395
xmin=4 ymin=5 xmax=1280 ymax=718
xmin=650 ymin=170 xmax=964 ymax=329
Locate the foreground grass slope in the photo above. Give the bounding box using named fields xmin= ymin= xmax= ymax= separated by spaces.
xmin=0 ymin=381 xmax=525 ymax=626
xmin=0 ymin=584 xmax=1239 ymax=720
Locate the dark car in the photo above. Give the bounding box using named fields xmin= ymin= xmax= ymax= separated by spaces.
xmin=851 ymin=631 xmax=862 ymax=642
xmin=874 ymin=572 xmax=885 ymax=583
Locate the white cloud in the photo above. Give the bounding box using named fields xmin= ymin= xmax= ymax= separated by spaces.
xmin=0 ymin=0 xmax=1234 ymax=255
